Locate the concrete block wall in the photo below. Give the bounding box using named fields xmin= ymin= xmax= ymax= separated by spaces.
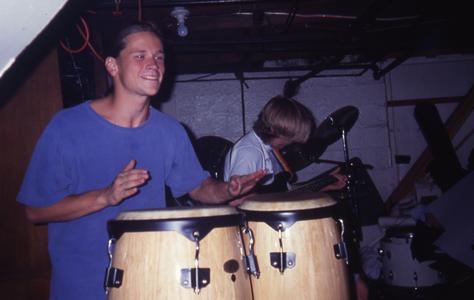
xmin=387 ymin=55 xmax=474 ymax=178
xmin=161 ymin=54 xmax=474 ymax=202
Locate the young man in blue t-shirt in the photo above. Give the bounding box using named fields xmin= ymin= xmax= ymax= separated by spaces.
xmin=17 ymin=22 xmax=264 ymax=300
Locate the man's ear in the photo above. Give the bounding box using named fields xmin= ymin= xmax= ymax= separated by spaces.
xmin=105 ymin=57 xmax=118 ymax=76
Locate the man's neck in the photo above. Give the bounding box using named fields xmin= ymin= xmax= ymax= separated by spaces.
xmin=91 ymin=94 xmax=151 ymax=128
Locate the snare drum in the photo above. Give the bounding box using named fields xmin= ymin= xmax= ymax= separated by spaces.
xmin=106 ymin=206 xmax=252 ymax=299
xmin=380 ymin=230 xmax=445 ymax=288
xmin=238 ymin=191 xmax=350 ymax=300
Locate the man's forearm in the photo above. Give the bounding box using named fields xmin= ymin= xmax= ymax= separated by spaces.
xmin=24 ymin=189 xmax=109 ymax=224
xmin=189 ymin=177 xmax=232 ymax=204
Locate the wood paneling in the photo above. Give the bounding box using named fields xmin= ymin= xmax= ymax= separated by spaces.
xmin=0 ymin=48 xmax=63 ymax=299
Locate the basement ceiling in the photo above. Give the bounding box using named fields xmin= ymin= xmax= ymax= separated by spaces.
xmin=69 ymin=0 xmax=473 ymax=75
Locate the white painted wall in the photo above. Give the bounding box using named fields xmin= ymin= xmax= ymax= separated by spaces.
xmin=0 ymin=0 xmax=69 ymax=77
xmin=161 ymin=54 xmax=474 ymax=202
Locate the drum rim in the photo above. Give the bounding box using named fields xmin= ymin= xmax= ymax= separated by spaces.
xmin=108 ymin=213 xmax=242 ymax=242
xmin=116 ymin=205 xmax=238 ymax=220
xmin=238 ymin=193 xmax=336 ymax=211
xmin=238 ymin=204 xmax=339 ymax=231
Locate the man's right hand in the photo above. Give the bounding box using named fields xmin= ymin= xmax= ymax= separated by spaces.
xmin=101 ymin=160 xmax=149 ymax=206
xmin=24 ymin=160 xmax=150 ymax=224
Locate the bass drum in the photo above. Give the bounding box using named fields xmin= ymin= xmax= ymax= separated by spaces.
xmin=106 ymin=206 xmax=252 ymax=299
xmin=380 ymin=229 xmax=445 ymax=288
xmin=238 ymin=191 xmax=350 ymax=300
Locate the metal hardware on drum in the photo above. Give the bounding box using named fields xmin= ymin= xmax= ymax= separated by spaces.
xmin=334 ymin=243 xmax=348 ymax=262
xmin=245 ymin=254 xmax=260 ymax=278
xmin=270 ymin=252 xmax=296 ymax=272
xmin=241 ymin=226 xmax=260 ymax=277
xmin=105 ymin=238 xmax=123 ymax=292
xmin=271 ymin=223 xmax=296 ymax=273
xmin=180 ymin=268 xmax=210 ymax=291
xmin=334 ymin=218 xmax=349 ymax=264
xmin=179 ymin=231 xmax=210 ymax=294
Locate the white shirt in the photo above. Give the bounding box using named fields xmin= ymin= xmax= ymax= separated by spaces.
xmin=224 ymin=130 xmax=281 ymax=185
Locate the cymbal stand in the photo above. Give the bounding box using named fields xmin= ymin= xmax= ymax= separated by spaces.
xmin=333 ymin=127 xmax=364 ymax=284
xmin=339 ymin=126 xmax=362 ymax=242
xmin=341 ymin=127 xmax=350 ymax=162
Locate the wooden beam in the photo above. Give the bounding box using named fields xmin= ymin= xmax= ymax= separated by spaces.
xmin=385 ymin=85 xmax=474 ymax=212
xmin=387 ymin=96 xmax=463 ymax=107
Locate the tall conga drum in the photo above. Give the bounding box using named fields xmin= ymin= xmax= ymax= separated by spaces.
xmin=238 ymin=191 xmax=350 ymax=300
xmin=105 ymin=206 xmax=252 ymax=299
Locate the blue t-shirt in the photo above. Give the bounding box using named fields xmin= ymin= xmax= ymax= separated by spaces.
xmin=17 ymin=101 xmax=209 ymax=299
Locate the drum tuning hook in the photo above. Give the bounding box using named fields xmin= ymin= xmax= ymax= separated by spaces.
xmin=180 ymin=230 xmax=210 ymax=294
xmin=104 ymin=238 xmax=123 ymax=292
xmin=269 ymin=224 xmax=296 ymax=274
xmin=278 ymin=226 xmax=285 ymax=273
xmin=334 ymin=219 xmax=349 ymax=264
xmin=193 ymin=233 xmax=201 ymax=293
xmin=241 ymin=225 xmax=260 ymax=277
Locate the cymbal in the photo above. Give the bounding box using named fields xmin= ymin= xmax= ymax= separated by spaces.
xmin=280 ymin=137 xmax=328 ymax=171
xmin=281 ymin=106 xmax=359 ymax=171
xmin=314 ymin=106 xmax=359 ymax=146
xmin=194 ymin=136 xmax=233 ymax=180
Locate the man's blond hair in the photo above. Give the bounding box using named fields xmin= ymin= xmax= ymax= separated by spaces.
xmin=253 ymin=95 xmax=314 ymax=144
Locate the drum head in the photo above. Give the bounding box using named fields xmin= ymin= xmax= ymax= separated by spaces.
xmin=116 ymin=205 xmax=238 ymax=220
xmin=239 ymin=190 xmax=336 ymax=212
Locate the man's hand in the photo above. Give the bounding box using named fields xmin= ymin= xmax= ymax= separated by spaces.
xmin=228 ymin=193 xmax=255 ymax=207
xmin=189 ymin=170 xmax=266 ymax=205
xmin=227 ymin=170 xmax=266 ymax=199
xmin=226 ymin=170 xmax=266 ymax=206
xmin=101 ymin=160 xmax=149 ymax=206
xmin=321 ymin=167 xmax=347 ymax=192
xmin=355 ymin=276 xmax=369 ymax=300
xmin=23 ymin=159 xmax=150 ymax=224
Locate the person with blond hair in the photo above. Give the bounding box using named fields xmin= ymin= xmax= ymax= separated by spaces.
xmin=224 ymin=95 xmax=346 ymax=194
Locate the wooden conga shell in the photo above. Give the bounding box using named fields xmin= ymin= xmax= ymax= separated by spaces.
xmin=107 ymin=206 xmax=252 ymax=300
xmin=239 ymin=191 xmax=350 ymax=300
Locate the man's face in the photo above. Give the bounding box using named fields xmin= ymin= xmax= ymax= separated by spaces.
xmin=111 ymin=31 xmax=165 ymax=97
xmin=270 ymin=136 xmax=293 ymax=150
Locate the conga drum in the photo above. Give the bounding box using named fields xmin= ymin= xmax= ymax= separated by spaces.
xmin=105 ymin=206 xmax=252 ymax=299
xmin=238 ymin=191 xmax=350 ymax=300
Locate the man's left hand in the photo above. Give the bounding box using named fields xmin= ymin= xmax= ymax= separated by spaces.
xmin=227 ymin=170 xmax=266 ymax=202
xmin=321 ymin=166 xmax=347 ymax=192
